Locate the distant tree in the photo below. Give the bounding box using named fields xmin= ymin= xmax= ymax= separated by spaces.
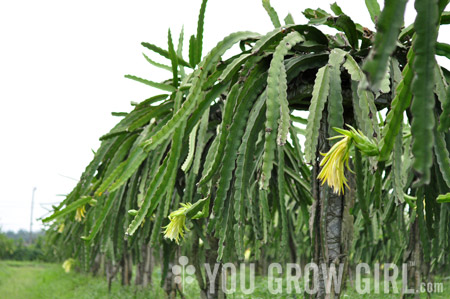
xmin=0 ymin=231 xmax=15 ymax=259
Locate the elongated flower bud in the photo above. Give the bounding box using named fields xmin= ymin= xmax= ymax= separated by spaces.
xmin=163 ymin=203 xmax=193 ymax=244
xmin=62 ymin=258 xmax=76 ymax=273
xmin=317 ymin=134 xmax=352 ymax=194
xmin=318 ymin=125 xmax=379 ymax=194
xmin=57 ymin=223 xmax=65 ymax=233
xmin=75 ymin=205 xmax=86 ymax=222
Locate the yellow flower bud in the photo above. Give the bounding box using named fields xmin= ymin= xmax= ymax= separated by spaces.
xmin=163 ymin=203 xmax=193 ymax=244
xmin=62 ymin=258 xmax=76 ymax=273
xmin=317 ymin=134 xmax=352 ymax=195
xmin=318 ymin=125 xmax=379 ymax=195
xmin=75 ymin=205 xmax=86 ymax=222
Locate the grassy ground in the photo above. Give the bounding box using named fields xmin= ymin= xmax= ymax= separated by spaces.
xmin=0 ymin=260 xmax=449 ymax=298
xmin=0 ymin=260 xmax=165 ymax=298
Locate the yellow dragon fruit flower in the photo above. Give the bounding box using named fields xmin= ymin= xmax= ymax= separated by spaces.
xmin=75 ymin=205 xmax=86 ymax=222
xmin=57 ymin=223 xmax=65 ymax=233
xmin=62 ymin=258 xmax=76 ymax=273
xmin=244 ymin=248 xmax=251 ymax=261
xmin=317 ymin=134 xmax=352 ymax=195
xmin=317 ymin=125 xmax=379 ymax=195
xmin=163 ymin=203 xmax=192 ymax=244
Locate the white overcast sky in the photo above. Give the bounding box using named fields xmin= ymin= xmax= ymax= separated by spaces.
xmin=0 ymin=1 xmax=448 ymax=232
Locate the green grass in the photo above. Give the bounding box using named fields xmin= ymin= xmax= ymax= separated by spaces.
xmin=0 ymin=260 xmax=165 ymax=298
xmin=0 ymin=260 xmax=449 ymax=298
